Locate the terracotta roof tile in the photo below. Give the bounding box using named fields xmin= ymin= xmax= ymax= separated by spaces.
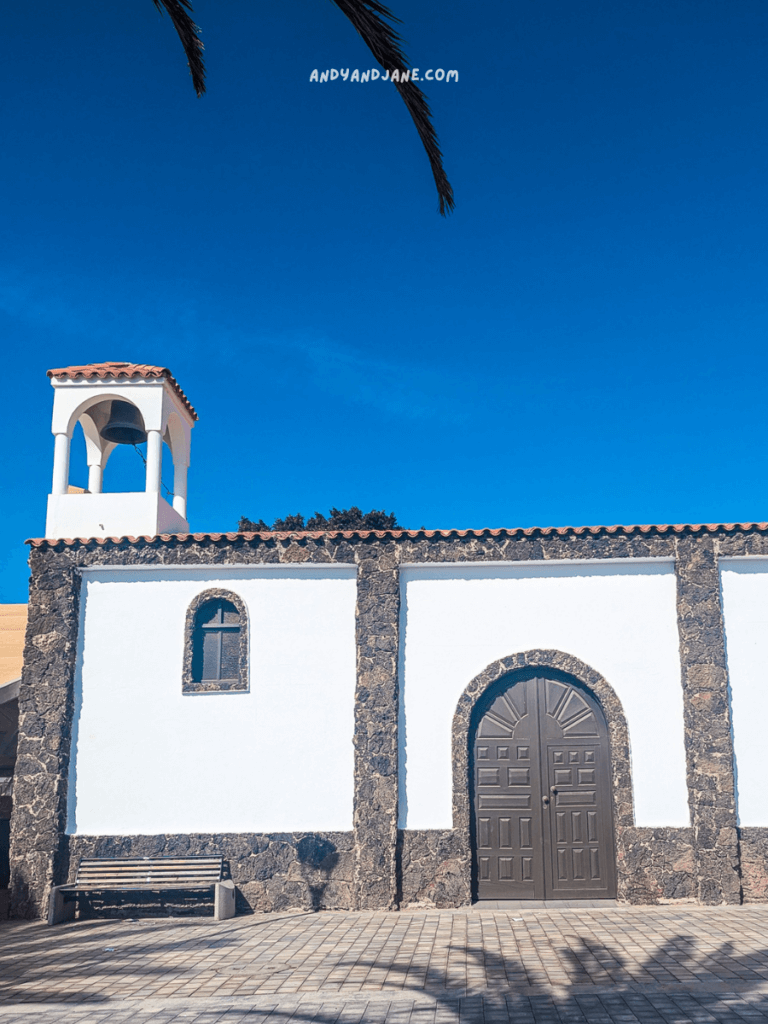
xmin=47 ymin=362 xmax=198 ymax=421
xmin=26 ymin=521 xmax=768 ymax=548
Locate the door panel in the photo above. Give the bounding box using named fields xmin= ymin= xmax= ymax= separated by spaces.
xmin=474 ymin=676 xmax=544 ymax=898
xmin=473 ymin=674 xmax=616 ymax=900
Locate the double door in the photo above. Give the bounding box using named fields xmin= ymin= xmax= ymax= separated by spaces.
xmin=473 ymin=674 xmax=616 ymax=900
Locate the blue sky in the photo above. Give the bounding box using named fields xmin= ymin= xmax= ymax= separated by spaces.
xmin=2 ymin=0 xmax=768 ymax=600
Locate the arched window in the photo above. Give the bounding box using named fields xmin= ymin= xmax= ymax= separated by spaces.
xmin=182 ymin=590 xmax=249 ymax=694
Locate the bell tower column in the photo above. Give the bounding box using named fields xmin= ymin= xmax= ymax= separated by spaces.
xmin=87 ymin=463 xmax=103 ymax=494
xmin=145 ymin=429 xmax=163 ymax=494
xmin=51 ymin=433 xmax=71 ymax=496
xmin=172 ymin=460 xmax=188 ymax=519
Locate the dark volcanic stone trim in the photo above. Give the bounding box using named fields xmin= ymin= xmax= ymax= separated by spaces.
xmin=399 ymin=826 xmax=696 ymax=907
xmin=398 ymin=829 xmax=470 ymax=908
xmin=9 ymin=553 xmax=81 ymax=920
xmin=182 ymin=588 xmax=249 ymax=694
xmin=616 ymin=827 xmax=696 ymax=903
xmin=397 ymin=530 xmax=678 ymax=565
xmin=450 ymin=650 xmax=633 ymax=904
xmin=354 ymin=542 xmax=400 ymax=910
xmin=736 ymin=828 xmax=768 ymax=903
xmin=675 ymin=537 xmax=741 ymax=905
xmin=68 ymin=831 xmax=355 ymax=915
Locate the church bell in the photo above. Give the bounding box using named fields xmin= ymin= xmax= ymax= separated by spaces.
xmin=99 ymin=400 xmax=148 ymax=445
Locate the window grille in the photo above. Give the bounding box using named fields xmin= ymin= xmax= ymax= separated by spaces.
xmin=182 ymin=590 xmax=249 ymax=693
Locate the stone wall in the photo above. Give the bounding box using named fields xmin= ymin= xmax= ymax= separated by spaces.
xmin=737 ymin=829 xmax=768 ymax=903
xmin=675 ymin=537 xmax=740 ymax=904
xmin=616 ymin=827 xmax=696 ymax=903
xmin=398 ymin=829 xmax=469 ymax=907
xmin=11 ymin=523 xmax=768 ymax=917
xmin=354 ymin=545 xmax=400 ymax=911
xmin=68 ymin=832 xmax=355 ymax=916
xmin=399 ymin=826 xmax=697 ymax=907
xmin=10 ymin=551 xmax=80 ymax=920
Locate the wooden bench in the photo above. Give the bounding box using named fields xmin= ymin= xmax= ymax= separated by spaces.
xmin=48 ymin=856 xmax=236 ymax=924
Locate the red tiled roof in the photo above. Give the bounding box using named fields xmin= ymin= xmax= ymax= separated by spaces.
xmin=47 ymin=362 xmax=198 ymax=421
xmin=26 ymin=521 xmax=768 ymax=548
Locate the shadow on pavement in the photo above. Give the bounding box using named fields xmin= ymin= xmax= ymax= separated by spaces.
xmin=1 ymin=915 xmax=768 ymax=1021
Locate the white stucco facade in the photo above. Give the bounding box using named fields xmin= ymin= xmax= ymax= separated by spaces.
xmin=68 ymin=564 xmax=357 ymax=835
xmin=399 ymin=560 xmax=689 ymax=830
xmin=70 ymin=558 xmax=701 ymax=838
xmin=720 ymin=558 xmax=768 ymax=827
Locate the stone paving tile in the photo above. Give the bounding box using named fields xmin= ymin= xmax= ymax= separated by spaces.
xmin=3 ymin=907 xmax=768 ymax=1021
xmin=0 ymin=1001 xmax=764 ymax=1024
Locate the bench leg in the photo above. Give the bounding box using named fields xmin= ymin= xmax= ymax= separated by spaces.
xmin=48 ymin=887 xmax=76 ymax=926
xmin=214 ymin=880 xmax=236 ymax=921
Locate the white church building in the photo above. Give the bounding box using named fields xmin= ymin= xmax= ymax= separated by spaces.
xmin=8 ymin=361 xmax=768 ymax=918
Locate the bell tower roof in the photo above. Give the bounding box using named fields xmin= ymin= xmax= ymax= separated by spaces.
xmin=47 ymin=362 xmax=198 ymax=421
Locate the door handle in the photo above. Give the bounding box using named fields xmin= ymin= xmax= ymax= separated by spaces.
xmin=550 ymin=786 xmax=558 ymax=794
xmin=542 ymin=795 xmax=550 ymax=806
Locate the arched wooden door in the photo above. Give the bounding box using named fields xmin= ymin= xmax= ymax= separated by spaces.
xmin=472 ymin=674 xmax=616 ymax=900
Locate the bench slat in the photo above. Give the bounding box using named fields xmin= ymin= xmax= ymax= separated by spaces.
xmin=76 ymin=868 xmax=222 ymax=876
xmin=77 ymin=868 xmax=222 ymax=876
xmin=76 ymin=871 xmax=221 ymax=878
xmin=78 ymin=862 xmax=221 ymax=867
xmin=77 ymin=865 xmax=222 ymax=872
xmin=78 ymin=861 xmax=222 ymax=867
xmin=61 ymin=884 xmax=216 ymax=891
xmin=76 ymin=881 xmax=220 ymax=888
xmin=75 ymin=858 xmax=223 ymax=866
xmin=77 ymin=865 xmax=221 ymax=872
xmin=77 ymin=859 xmax=222 ymax=865
xmin=71 ymin=855 xmax=225 ymax=891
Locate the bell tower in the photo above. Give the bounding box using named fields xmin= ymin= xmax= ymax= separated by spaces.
xmin=44 ymin=362 xmax=197 ymax=540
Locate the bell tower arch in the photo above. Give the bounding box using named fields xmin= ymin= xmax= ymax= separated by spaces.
xmin=44 ymin=361 xmax=197 ymax=539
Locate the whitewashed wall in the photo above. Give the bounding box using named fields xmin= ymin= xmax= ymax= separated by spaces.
xmin=68 ymin=565 xmax=357 ymax=835
xmin=399 ymin=560 xmax=688 ymax=830
xmin=720 ymin=558 xmax=768 ymax=827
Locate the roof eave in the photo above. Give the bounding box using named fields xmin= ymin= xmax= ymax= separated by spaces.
xmin=25 ymin=521 xmax=768 ymax=549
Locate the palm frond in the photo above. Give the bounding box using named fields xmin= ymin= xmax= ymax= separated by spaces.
xmin=152 ymin=0 xmax=206 ymax=97
xmin=330 ymin=0 xmax=454 ymax=215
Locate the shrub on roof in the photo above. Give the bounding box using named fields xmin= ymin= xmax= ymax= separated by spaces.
xmin=238 ymin=507 xmax=400 ymax=533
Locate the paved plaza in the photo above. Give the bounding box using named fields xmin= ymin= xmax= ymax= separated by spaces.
xmin=2 ymin=904 xmax=768 ymax=1022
